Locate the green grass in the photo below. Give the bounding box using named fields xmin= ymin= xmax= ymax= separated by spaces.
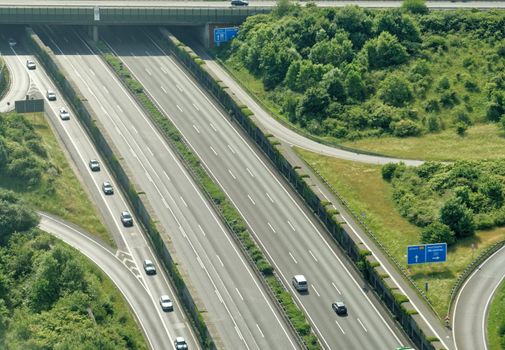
xmin=342 ymin=123 xmax=505 ymax=161
xmin=296 ymin=147 xmax=505 ymax=316
xmin=487 ymin=279 xmax=505 ymax=350
xmin=0 ymin=113 xmax=112 ymax=246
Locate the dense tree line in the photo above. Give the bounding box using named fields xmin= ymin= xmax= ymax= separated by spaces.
xmin=382 ymin=160 xmax=505 ymax=245
xmin=0 ymin=189 xmax=146 ymax=349
xmin=221 ymin=3 xmax=505 ymax=140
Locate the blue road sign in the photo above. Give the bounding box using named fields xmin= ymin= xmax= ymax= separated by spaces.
xmin=426 ymin=243 xmax=447 ymax=263
xmin=214 ymin=27 xmax=239 ymax=46
xmin=407 ymin=245 xmax=426 ymax=265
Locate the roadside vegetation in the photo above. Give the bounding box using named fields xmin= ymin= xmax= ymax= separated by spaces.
xmin=0 ymin=190 xmax=146 ymax=349
xmin=296 ymin=147 xmax=505 ymax=316
xmin=218 ymin=4 xmax=505 ymax=159
xmin=0 ymin=112 xmax=111 ymax=245
xmin=488 ymin=280 xmax=505 ymax=350
xmin=0 ymin=57 xmax=9 ymax=99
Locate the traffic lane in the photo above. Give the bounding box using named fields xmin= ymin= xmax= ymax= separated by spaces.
xmin=0 ymin=40 xmax=30 ymax=112
xmin=39 ymin=213 xmax=169 ymax=350
xmin=46 ymin=29 xmax=296 ymax=350
xmin=111 ymin=32 xmax=406 ymax=349
xmin=453 ymin=245 xmax=505 ymax=350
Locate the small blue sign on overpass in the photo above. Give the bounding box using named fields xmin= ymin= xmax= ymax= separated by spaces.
xmin=214 ymin=27 xmax=239 ymax=46
xmin=407 ymin=243 xmax=447 ymax=265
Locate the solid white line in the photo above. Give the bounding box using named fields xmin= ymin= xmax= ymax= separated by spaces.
xmin=309 ymin=250 xmax=318 ymax=263
xmin=335 ymin=320 xmax=345 ymax=334
xmin=180 ymin=196 xmax=188 ymax=207
xmin=210 ymin=146 xmax=218 ymax=156
xmin=228 ymin=144 xmax=236 ymax=154
xmin=311 ymin=284 xmax=320 ymax=297
xmin=216 ymin=255 xmax=224 ymax=267
xmin=161 ymin=197 xmax=169 ymax=209
xmin=247 ymin=194 xmax=255 ymax=205
xmin=193 ymin=124 xmax=200 ymax=134
xmin=236 ymin=288 xmax=244 ymax=301
xmin=266 ymin=192 xmax=274 ymax=203
xmin=116 ymin=104 xmax=123 ymax=112
xmin=332 ymin=282 xmax=342 ymax=295
xmin=198 ymin=224 xmax=206 ymax=237
xmin=161 ymin=86 xmax=167 ymax=94
xmin=131 ymin=125 xmax=138 ymax=134
xmin=210 ymin=123 xmax=217 ymax=131
xmin=146 ymin=146 xmax=154 ymax=156
xmin=193 ymin=103 xmax=199 ymax=111
xmin=145 ymin=171 xmax=153 ymax=183
xmin=162 ymin=170 xmax=171 ymax=182
xmin=179 ymin=225 xmax=187 ymax=238
xmin=288 ymin=220 xmax=296 ymax=231
xmin=197 ymin=256 xmax=204 ymax=269
xmin=228 ymin=169 xmax=236 ymax=180
xmin=268 ymin=222 xmax=276 ymax=233
xmin=358 ymin=318 xmax=368 ymax=333
xmin=289 ymin=252 xmax=298 ymax=264
xmin=216 ymin=289 xmax=224 ymax=304
xmin=246 ymin=167 xmax=254 ymax=178
xmin=177 ymin=104 xmax=183 ymax=112
xmin=235 ymin=325 xmax=244 ymax=340
xmin=256 ymin=324 xmax=265 ymax=338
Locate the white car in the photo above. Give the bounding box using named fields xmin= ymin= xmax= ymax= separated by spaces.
xmin=47 ymin=90 xmax=56 ymax=101
xmin=26 ymin=60 xmax=36 ymax=70
xmin=59 ymin=107 xmax=70 ymax=120
xmin=174 ymin=337 xmax=188 ymax=350
xmin=8 ymin=38 xmax=16 ymax=47
xmin=159 ymin=295 xmax=173 ymax=311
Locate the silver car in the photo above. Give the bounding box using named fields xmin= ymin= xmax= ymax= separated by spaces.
xmin=26 ymin=60 xmax=36 ymax=70
xmin=159 ymin=295 xmax=173 ymax=311
xmin=47 ymin=90 xmax=56 ymax=101
xmin=59 ymin=107 xmax=70 ymax=120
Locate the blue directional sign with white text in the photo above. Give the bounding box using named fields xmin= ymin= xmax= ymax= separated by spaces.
xmin=214 ymin=27 xmax=239 ymax=46
xmin=407 ymin=245 xmax=426 ymax=265
xmin=426 ymin=243 xmax=447 ymax=263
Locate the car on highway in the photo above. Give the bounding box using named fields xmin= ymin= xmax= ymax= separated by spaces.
xmin=143 ymin=259 xmax=156 ymax=275
xmin=231 ymin=0 xmax=248 ymax=5
xmin=46 ymin=90 xmax=56 ymax=101
xmin=120 ymin=211 xmax=133 ymax=227
xmin=292 ymin=275 xmax=308 ymax=292
xmin=89 ymin=159 xmax=100 ymax=172
xmin=332 ymin=301 xmax=347 ymax=315
xmin=102 ymin=181 xmax=114 ymax=195
xmin=159 ymin=295 xmax=173 ymax=312
xmin=174 ymin=337 xmax=188 ymax=350
xmin=59 ymin=107 xmax=70 ymax=120
xmin=8 ymin=38 xmax=16 ymax=47
xmin=26 ymin=60 xmax=36 ymax=70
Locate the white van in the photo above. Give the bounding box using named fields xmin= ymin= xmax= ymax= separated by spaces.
xmin=292 ymin=275 xmax=308 ymax=292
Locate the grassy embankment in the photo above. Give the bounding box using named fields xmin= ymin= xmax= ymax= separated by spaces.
xmin=488 ymin=279 xmax=505 ymax=350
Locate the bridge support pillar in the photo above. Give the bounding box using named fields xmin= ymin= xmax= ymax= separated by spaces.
xmin=88 ymin=25 xmax=99 ymax=42
xmin=195 ymin=23 xmax=211 ymax=48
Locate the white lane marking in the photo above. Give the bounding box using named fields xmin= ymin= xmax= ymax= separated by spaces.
xmin=216 ymin=255 xmax=224 ymax=267
xmin=162 ymin=170 xmax=171 ymax=182
xmin=228 ymin=144 xmax=236 ymax=154
xmin=311 ymin=284 xmax=321 ymax=297
xmin=256 ymin=324 xmax=264 ymax=338
xmin=236 ymin=288 xmax=244 ymax=301
xmin=129 ymin=147 xmax=137 ymax=158
xmin=116 ymin=104 xmax=123 ymax=112
xmin=309 ymin=250 xmax=318 ymax=263
xmin=176 ymin=84 xmax=183 ymax=92
xmin=247 ymin=194 xmax=255 ymax=205
xmin=228 ymin=169 xmax=236 ymax=180
xmin=358 ymin=318 xmax=368 ymax=333
xmin=145 ymin=67 xmax=152 ymax=76
xmin=193 ymin=103 xmax=199 ymax=111
xmin=246 ymin=167 xmax=254 ymax=178
xmin=216 ymin=289 xmax=224 ymax=304
xmin=179 ymin=225 xmax=187 ymax=238
xmin=89 ymin=68 xmax=95 ymax=76
xmin=210 ymin=146 xmax=218 ymax=156
xmin=180 ymin=196 xmax=188 ymax=207
xmin=289 ymin=252 xmax=298 ymax=264
xmin=210 ymin=123 xmax=217 ymax=132
xmin=332 ymin=282 xmax=342 ymax=295
xmin=102 ymin=85 xmax=108 ymax=93
xmin=160 ymin=66 xmax=168 ymax=74
xmin=266 ymin=192 xmax=274 ymax=203
xmin=146 ymin=146 xmax=154 ymax=156
xmin=235 ymin=325 xmax=244 ymax=341
xmin=176 ymin=104 xmax=183 ymax=112
xmin=161 ymin=197 xmax=169 ymax=208
xmin=197 ymin=256 xmax=204 ymax=269
xmin=145 ymin=171 xmax=153 ymax=183
xmin=115 ymin=126 xmax=121 ymax=135
xmin=131 ymin=125 xmax=138 ymax=134
xmin=288 ymin=220 xmax=296 ymax=231
xmin=335 ymin=320 xmax=345 ymax=334
xmin=198 ymin=224 xmax=206 ymax=237
xmin=192 ymin=124 xmax=200 ymax=134
xmin=268 ymin=222 xmax=276 ymax=233
xmin=161 ymin=86 xmax=167 ymax=94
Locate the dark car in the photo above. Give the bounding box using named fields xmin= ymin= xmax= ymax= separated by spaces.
xmin=332 ymin=301 xmax=347 ymax=315
xmin=89 ymin=159 xmax=100 ymax=172
xmin=143 ymin=259 xmax=156 ymax=275
xmin=231 ymin=0 xmax=248 ymax=5
xmin=102 ymin=181 xmax=114 ymax=195
xmin=120 ymin=211 xmax=133 ymax=227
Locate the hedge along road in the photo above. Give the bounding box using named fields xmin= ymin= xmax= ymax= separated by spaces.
xmin=40 ymin=26 xmax=299 ymax=350
xmin=5 ymin=37 xmax=200 ymax=349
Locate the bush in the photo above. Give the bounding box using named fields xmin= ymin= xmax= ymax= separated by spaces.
xmin=420 ymin=222 xmax=455 ymax=245
xmin=382 ymin=163 xmax=400 ymax=181
xmin=391 ymin=119 xmax=422 ymax=137
xmin=402 ymin=0 xmax=428 ymax=15
xmin=379 ymin=74 xmax=413 ymax=107
xmin=440 ymin=197 xmax=475 ymax=238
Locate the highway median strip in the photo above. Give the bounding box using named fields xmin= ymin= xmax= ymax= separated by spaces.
xmin=96 ymin=37 xmax=320 ymax=350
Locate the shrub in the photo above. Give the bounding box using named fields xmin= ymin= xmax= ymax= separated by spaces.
xmin=382 ymin=163 xmax=400 ymax=181
xmin=420 ymin=222 xmax=455 ymax=245
xmin=440 ymin=197 xmax=475 ymax=238
xmin=402 ymin=0 xmax=428 ymax=15
xmin=379 ymin=74 xmax=413 ymax=107
xmin=391 ymin=119 xmax=422 ymax=137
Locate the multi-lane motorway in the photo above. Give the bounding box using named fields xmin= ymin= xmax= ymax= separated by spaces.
xmin=38 ymin=26 xmax=298 ymax=350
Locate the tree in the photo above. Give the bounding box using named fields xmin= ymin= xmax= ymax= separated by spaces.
xmin=486 ymin=92 xmax=505 ymax=122
xmin=363 ymin=32 xmax=409 ymax=69
xmin=402 ymin=0 xmax=429 ymax=15
xmin=391 ymin=119 xmax=422 ymax=137
xmin=440 ymin=197 xmax=475 ymax=238
xmin=0 ymin=195 xmax=39 ymax=245
xmin=285 ymin=60 xmax=328 ymax=92
xmin=374 ymin=10 xmax=422 ymax=44
xmin=296 ymin=86 xmax=330 ymax=121
xmin=273 ymin=0 xmax=295 ymax=17
xmin=420 ymin=222 xmax=455 ymax=245
xmin=322 ymin=68 xmax=346 ymax=102
xmin=334 ymin=5 xmax=373 ymax=48
xmin=382 ymin=162 xmax=402 ymax=181
xmin=345 ymin=70 xmax=366 ymax=101
xmin=480 ymin=177 xmax=504 ymax=208
xmin=30 ymin=254 xmax=61 ymax=311
xmin=309 ymin=34 xmax=354 ymax=67
xmin=379 ymin=74 xmax=413 ymax=107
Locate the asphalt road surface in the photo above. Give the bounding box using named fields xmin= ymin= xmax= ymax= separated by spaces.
xmin=39 ymin=26 xmax=299 ymax=350
xmin=100 ymin=27 xmax=414 ymax=350
xmin=453 ymin=244 xmax=505 ymax=350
